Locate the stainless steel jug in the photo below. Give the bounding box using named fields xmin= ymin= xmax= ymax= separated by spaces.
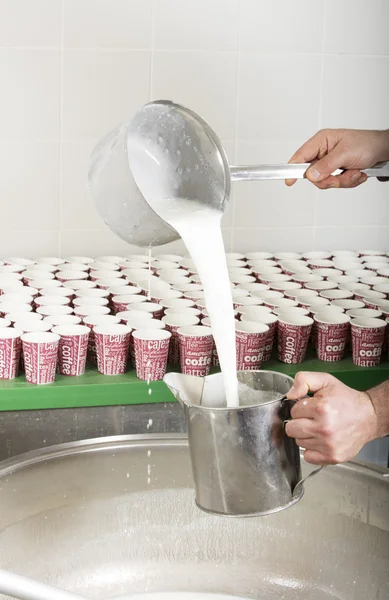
xmin=164 ymin=370 xmax=321 ymax=517
xmin=89 ymin=100 xmax=389 ymax=248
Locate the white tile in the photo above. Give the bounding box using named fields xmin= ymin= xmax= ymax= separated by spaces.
xmin=0 ymin=0 xmax=61 ymax=47
xmin=60 ymin=141 xmax=107 ymax=230
xmin=233 ymin=141 xmax=317 ymax=227
xmin=0 ymin=49 xmax=60 ymax=141
xmin=62 ymin=50 xmax=151 ymax=140
xmin=314 ymin=227 xmax=389 ymax=251
xmin=0 ymin=142 xmax=59 ymax=230
xmin=232 ymin=227 xmax=314 ymax=253
xmin=238 ymin=54 xmax=321 ymax=141
xmin=63 ymin=0 xmax=153 ymax=49
xmin=59 ymin=228 xmax=140 ymax=256
xmin=324 ymin=0 xmax=389 ymax=55
xmin=0 ymin=230 xmax=59 ymax=256
xmin=240 ymin=0 xmax=324 ymax=53
xmin=321 ymin=56 xmax=389 ymax=130
xmin=152 ymin=51 xmax=238 ymax=140
xmin=316 ymin=179 xmax=389 ymax=227
xmin=155 ymin=0 xmax=239 ymax=50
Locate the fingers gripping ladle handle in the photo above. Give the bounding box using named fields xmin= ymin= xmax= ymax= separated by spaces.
xmin=229 ymin=161 xmax=389 ymax=181
xmin=0 ymin=569 xmax=88 ymax=600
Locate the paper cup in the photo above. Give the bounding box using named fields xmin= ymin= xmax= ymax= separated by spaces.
xmin=177 ymin=325 xmax=213 ymax=377
xmin=36 ymin=256 xmax=65 ymax=266
xmin=29 ymin=279 xmax=63 ymax=290
xmin=37 ymin=305 xmax=73 ymax=317
xmin=111 ymin=294 xmax=145 ymax=313
xmin=351 ymin=317 xmax=387 ymax=367
xmin=59 ymin=262 xmax=89 ymax=272
xmin=238 ymin=305 xmax=273 ymax=319
xmin=65 ymin=256 xmax=94 ymax=265
xmin=263 ymin=297 xmax=298 ymax=310
xmin=331 ymin=299 xmax=365 ymax=311
xmin=293 ymin=289 xmax=319 ymax=302
xmin=251 ymin=289 xmax=284 ymax=301
xmin=0 ymin=318 xmax=11 ymax=328
xmin=314 ymin=268 xmax=343 ymax=280
xmin=235 ymin=320 xmax=269 ymax=370
xmin=133 ymin=329 xmax=171 ymax=381
xmin=269 ymin=281 xmax=302 ymax=293
xmin=56 ymin=270 xmax=89 ymax=282
xmin=233 ymin=296 xmax=264 ymax=309
xmin=116 ymin=310 xmax=153 ymax=324
xmin=0 ymin=292 xmax=34 ymax=304
xmin=307 ymin=259 xmax=335 ymax=270
xmin=90 ymin=270 xmax=123 ymax=282
xmin=51 ymin=325 xmax=90 ymax=376
xmin=236 ymin=282 xmax=270 ymax=293
xmin=107 ymin=285 xmax=140 ymax=298
xmin=15 ymin=320 xmax=52 ymax=333
xmin=35 ymin=295 xmax=71 ymax=308
xmin=6 ymin=311 xmax=42 ymax=324
xmin=127 ymin=318 xmax=166 ymax=366
xmin=73 ymin=296 xmax=109 ymax=308
xmin=128 ymin=302 xmax=164 ymax=319
xmin=160 ymin=298 xmax=196 ymax=310
xmin=0 ymin=328 xmax=22 ymax=379
xmin=319 ymin=289 xmax=354 ymax=301
xmin=63 ymin=280 xmax=96 ymax=291
xmin=3 ymin=257 xmax=36 ymax=267
xmin=273 ymin=307 xmax=309 ymax=317
xmin=346 ymin=308 xmax=382 ymax=320
xmin=29 ymin=263 xmax=58 ymax=273
xmin=373 ymin=283 xmax=389 ymax=299
xmin=43 ymin=315 xmax=82 ymax=327
xmin=240 ymin=311 xmax=278 ymax=362
xmin=162 ymin=314 xmax=200 ymax=365
xmin=94 ymin=324 xmax=131 ymax=375
xmin=305 ymin=281 xmax=338 ymax=292
xmin=73 ymin=306 xmax=110 ymax=318
xmin=299 ymin=297 xmax=330 ymax=311
xmin=274 ymin=252 xmax=302 ymax=261
xmin=277 ymin=314 xmax=313 ymax=364
xmin=0 ymin=302 xmax=32 ymax=318
xmin=41 ymin=287 xmax=74 ymax=299
xmin=82 ymin=314 xmax=121 ymax=363
xmin=314 ymin=313 xmax=350 ymax=362
xmin=245 ymin=252 xmax=274 ymax=261
xmin=291 ymin=273 xmax=323 ymax=286
xmin=164 ymin=307 xmax=201 ymax=319
xmin=22 ymin=332 xmax=60 ymax=384
xmin=302 ymin=251 xmax=332 ymax=261
xmin=23 ymin=270 xmax=55 ymax=283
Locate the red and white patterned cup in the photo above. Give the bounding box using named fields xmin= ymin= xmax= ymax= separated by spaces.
xmin=0 ymin=328 xmax=22 ymax=379
xmin=94 ymin=324 xmax=131 ymax=375
xmin=314 ymin=313 xmax=350 ymax=362
xmin=128 ymin=301 xmax=164 ymax=320
xmin=51 ymin=325 xmax=90 ymax=376
xmin=133 ymin=329 xmax=171 ymax=381
xmin=82 ymin=314 xmax=121 ymax=364
xmin=178 ymin=325 xmax=213 ymax=377
xmin=277 ymin=313 xmax=313 ymax=364
xmin=22 ymin=332 xmax=60 ymax=384
xmin=241 ymin=311 xmax=278 ymax=362
xmin=127 ymin=318 xmax=166 ymax=366
xmin=162 ymin=314 xmax=200 ymax=365
xmin=235 ymin=320 xmax=269 ymax=371
xmin=351 ymin=317 xmax=387 ymax=367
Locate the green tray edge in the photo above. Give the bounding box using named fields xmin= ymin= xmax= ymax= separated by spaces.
xmin=1 ymin=352 xmax=388 ymax=412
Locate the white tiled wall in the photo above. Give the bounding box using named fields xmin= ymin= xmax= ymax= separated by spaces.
xmin=0 ymin=0 xmax=388 ymax=257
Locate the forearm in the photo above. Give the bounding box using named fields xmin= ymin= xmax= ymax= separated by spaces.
xmin=376 ymin=129 xmax=389 ymax=162
xmin=366 ymin=380 xmax=389 ymax=439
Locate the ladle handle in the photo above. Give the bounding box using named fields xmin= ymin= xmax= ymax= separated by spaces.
xmin=0 ymin=569 xmax=88 ymax=600
xmin=229 ymin=161 xmax=389 ymax=181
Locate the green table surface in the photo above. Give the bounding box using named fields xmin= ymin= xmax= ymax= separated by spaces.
xmin=0 ymin=350 xmax=388 ymax=411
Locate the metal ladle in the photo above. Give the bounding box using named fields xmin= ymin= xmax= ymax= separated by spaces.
xmin=89 ymin=100 xmax=389 ymax=248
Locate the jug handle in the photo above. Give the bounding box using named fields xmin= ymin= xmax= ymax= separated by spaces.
xmin=281 ymin=397 xmax=324 ymax=498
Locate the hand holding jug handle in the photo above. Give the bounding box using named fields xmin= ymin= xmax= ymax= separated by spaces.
xmin=281 ymin=396 xmax=324 ymax=498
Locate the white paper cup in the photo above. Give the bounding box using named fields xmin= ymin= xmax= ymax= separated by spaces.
xmin=155 ymin=254 xmax=184 ymax=263
xmin=90 ymin=261 xmax=121 ymax=271
xmin=3 ymin=257 xmax=36 ymax=267
xmin=51 ymin=325 xmax=90 ymax=376
xmin=133 ymin=329 xmax=172 ymax=381
xmin=0 ymin=318 xmax=11 ymax=328
xmin=14 ymin=320 xmax=52 ymax=333
xmin=305 ymin=281 xmax=338 ymax=292
xmin=37 ymin=305 xmax=73 ymax=317
xmin=73 ymin=297 xmax=109 ymax=308
xmin=251 ymin=289 xmax=284 ymax=301
xmin=148 ymin=289 xmax=183 ymax=303
xmin=23 ymin=270 xmax=55 ymax=283
xmin=319 ymin=289 xmax=354 ymax=301
xmin=160 ymin=298 xmax=195 ymax=310
xmin=293 ymin=289 xmax=319 ymax=302
xmin=107 ymin=285 xmax=140 ymax=297
xmin=35 ymin=295 xmax=71 ymax=307
xmin=58 ymin=262 xmax=89 ymax=272
xmin=22 ymin=332 xmax=60 ymax=384
xmin=331 ymin=299 xmax=365 ymax=311
xmin=122 ymin=269 xmax=150 ymax=285
xmin=75 ymin=287 xmax=110 ymax=300
xmin=332 ymin=250 xmax=359 ymax=258
xmin=299 ymin=297 xmax=330 ymax=311
xmin=233 ymin=296 xmax=264 ymax=309
xmin=29 ymin=279 xmax=63 ymax=290
xmin=245 ymin=252 xmax=274 ymax=261
xmin=273 ymin=307 xmax=309 ymax=317
xmin=238 ymin=305 xmax=273 ymax=318
xmin=0 ymin=264 xmax=25 ymax=274
xmin=0 ymin=328 xmax=23 ymax=379
xmin=274 ymin=252 xmax=302 ymax=261
xmin=377 ymin=267 xmax=389 ymax=278
xmin=236 ymin=282 xmax=270 ymax=293
xmin=73 ymin=305 xmax=110 ymax=318
xmin=36 ymin=257 xmax=65 ymax=266
xmin=43 ymin=315 xmax=82 ymax=327
xmin=0 ymin=302 xmax=32 ymax=317
xmin=91 ymin=270 xmax=123 ymax=282
xmin=164 ymin=307 xmax=201 ymax=318
xmin=41 ymin=287 xmax=74 ymax=299
xmin=95 ymin=255 xmax=125 ymax=264
xmin=361 ymin=290 xmax=386 ymax=309
xmin=263 ymin=297 xmax=298 ymax=310
xmin=314 ymin=268 xmax=343 ymax=279
xmin=291 ymin=273 xmax=323 ymax=285
xmin=128 ymin=302 xmax=164 ymax=319
xmin=173 ymin=282 xmax=203 ymax=293
xmin=28 ymin=264 xmax=58 ymax=273
xmin=6 ymin=311 xmax=42 ymax=324
xmin=94 ymin=324 xmax=132 ymax=375
xmin=302 ymin=251 xmax=332 ymax=261
xmin=351 ymin=317 xmax=387 ymax=367
xmin=65 ymin=256 xmax=94 ymax=265
xmin=269 ymin=282 xmax=302 ymax=293
xmin=0 ymin=292 xmax=34 ymax=305
xmin=346 ymin=308 xmax=382 ymax=320
xmin=116 ymin=310 xmax=153 ymax=324
xmin=373 ymin=283 xmax=389 ymax=298
xmin=229 ymin=274 xmax=256 ymax=285
xmin=306 ymin=259 xmax=335 ymax=270
xmin=63 ymin=280 xmax=96 ymax=291
xmin=327 ymin=274 xmax=359 ymax=286
xmin=126 ymin=254 xmax=151 ymax=264
xmin=0 ymin=282 xmax=24 ymax=294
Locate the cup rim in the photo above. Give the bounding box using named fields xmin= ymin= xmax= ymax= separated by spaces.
xmin=132 ymin=329 xmax=171 ymax=341
xmin=82 ymin=315 xmax=121 ymax=326
xmin=177 ymin=325 xmax=213 ymax=337
xmin=21 ymin=332 xmax=60 ymax=343
xmin=351 ymin=317 xmax=387 ymax=329
xmin=162 ymin=314 xmax=200 ymax=327
xmin=94 ymin=324 xmax=132 ymax=335
xmin=235 ymin=320 xmax=269 ymax=334
xmin=346 ymin=308 xmax=383 ymax=319
xmin=51 ymin=325 xmax=90 ymax=336
xmin=314 ymin=313 xmax=351 ymax=325
xmin=0 ymin=328 xmax=23 ymax=339
xmin=277 ymin=313 xmax=314 ymax=326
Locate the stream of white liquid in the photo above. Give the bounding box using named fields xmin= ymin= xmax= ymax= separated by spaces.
xmin=148 ymin=198 xmax=239 ymax=407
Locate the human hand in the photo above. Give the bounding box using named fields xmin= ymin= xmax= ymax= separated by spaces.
xmin=285 ymin=371 xmax=378 ymax=465
xmin=286 ymin=128 xmax=389 ymax=189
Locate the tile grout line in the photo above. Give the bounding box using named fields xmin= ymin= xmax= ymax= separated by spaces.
xmin=57 ymin=0 xmax=65 ymax=257
xmin=149 ymin=0 xmax=156 ymax=100
xmin=231 ymin=0 xmax=242 ymax=252
xmin=312 ymin=4 xmax=327 ymax=250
